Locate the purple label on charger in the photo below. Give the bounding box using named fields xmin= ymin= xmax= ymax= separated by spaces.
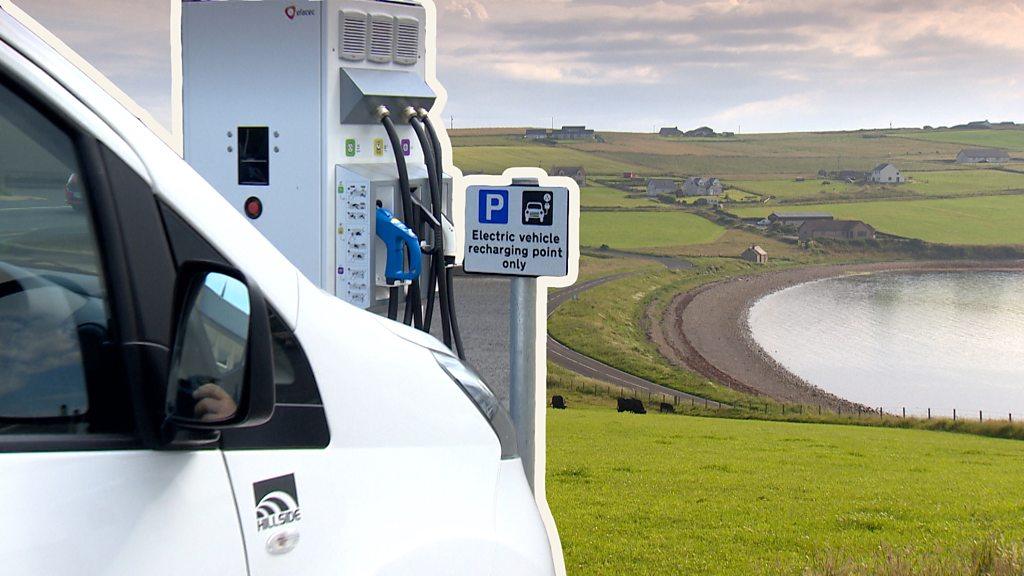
xmin=401 ymin=139 xmax=411 ymax=156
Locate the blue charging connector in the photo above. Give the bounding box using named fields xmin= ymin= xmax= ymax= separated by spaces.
xmin=375 ymin=207 xmax=422 ymax=284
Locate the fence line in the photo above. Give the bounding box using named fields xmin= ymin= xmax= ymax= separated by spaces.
xmin=553 ymin=378 xmax=1018 ymax=423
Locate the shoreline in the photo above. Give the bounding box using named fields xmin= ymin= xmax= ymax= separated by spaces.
xmin=651 ymin=260 xmax=1024 ymax=407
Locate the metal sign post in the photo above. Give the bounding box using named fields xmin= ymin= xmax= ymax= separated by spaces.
xmin=462 ymin=169 xmax=580 ymax=576
xmin=509 ymin=275 xmax=538 ymax=489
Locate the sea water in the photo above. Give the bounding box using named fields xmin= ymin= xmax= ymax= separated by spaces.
xmin=748 ymin=271 xmax=1024 ymax=416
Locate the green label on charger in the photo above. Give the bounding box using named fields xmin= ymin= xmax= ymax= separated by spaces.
xmin=345 ymin=139 xmax=357 ymax=157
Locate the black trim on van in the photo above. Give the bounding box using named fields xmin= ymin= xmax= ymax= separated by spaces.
xmin=156 ymin=202 xmax=330 ymax=450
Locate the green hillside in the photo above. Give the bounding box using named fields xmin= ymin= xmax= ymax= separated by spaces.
xmin=894 ymin=128 xmax=1024 ymax=152
xmin=580 ymin=211 xmax=725 ymax=249
xmin=731 ymin=195 xmax=1024 ymax=245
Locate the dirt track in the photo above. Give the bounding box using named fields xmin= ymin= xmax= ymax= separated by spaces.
xmin=651 ymin=260 xmax=1024 ymax=407
xmin=547 ymin=273 xmax=722 ymax=405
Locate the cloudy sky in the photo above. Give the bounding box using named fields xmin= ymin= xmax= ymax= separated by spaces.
xmin=11 ymin=0 xmax=1024 ymax=133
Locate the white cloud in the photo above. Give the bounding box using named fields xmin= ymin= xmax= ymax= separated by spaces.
xmin=442 ymin=0 xmax=489 ymax=20
xmin=705 ymin=93 xmax=818 ymax=126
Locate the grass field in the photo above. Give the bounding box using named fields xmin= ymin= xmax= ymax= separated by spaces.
xmin=894 ymin=129 xmax=1024 ymax=152
xmin=451 ymin=128 xmax=971 ymax=180
xmin=580 ymin=211 xmax=725 ymax=249
xmin=730 ymin=169 xmax=1024 ymax=203
xmin=453 ymin=145 xmax=642 ymax=176
xmin=547 ymin=406 xmax=1024 ymax=576
xmin=731 ymin=195 xmax=1024 ymax=245
xmin=580 ymin=185 xmax=654 ymax=208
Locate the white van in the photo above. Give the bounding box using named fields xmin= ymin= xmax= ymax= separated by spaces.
xmin=0 ymin=8 xmax=554 ymax=575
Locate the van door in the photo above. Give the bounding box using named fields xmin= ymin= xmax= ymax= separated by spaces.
xmin=0 ymin=70 xmax=247 ymax=575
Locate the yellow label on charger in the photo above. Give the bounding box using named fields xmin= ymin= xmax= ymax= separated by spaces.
xmin=373 ymin=138 xmax=385 ymax=157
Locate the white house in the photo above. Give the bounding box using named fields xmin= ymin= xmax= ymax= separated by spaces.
xmin=681 ymin=176 xmax=723 ymax=197
xmin=868 ymin=163 xmax=905 ymax=184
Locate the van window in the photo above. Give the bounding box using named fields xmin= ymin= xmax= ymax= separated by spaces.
xmin=0 ymin=80 xmax=124 ymax=435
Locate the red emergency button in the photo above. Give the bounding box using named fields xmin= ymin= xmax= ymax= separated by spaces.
xmin=244 ymin=196 xmax=263 ymax=219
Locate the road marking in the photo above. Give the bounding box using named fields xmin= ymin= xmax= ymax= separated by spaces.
xmin=0 ymin=206 xmax=70 ymax=213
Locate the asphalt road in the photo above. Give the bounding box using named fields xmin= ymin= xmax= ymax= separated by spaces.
xmin=434 ymin=271 xmax=715 ymax=410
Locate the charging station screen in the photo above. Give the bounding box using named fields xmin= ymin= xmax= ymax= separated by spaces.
xmin=238 ymin=126 xmax=270 ymax=186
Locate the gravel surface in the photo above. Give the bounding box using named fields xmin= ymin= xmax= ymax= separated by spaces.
xmin=653 ymin=260 xmax=1024 ymax=407
xmin=428 ymin=274 xmax=511 ymax=408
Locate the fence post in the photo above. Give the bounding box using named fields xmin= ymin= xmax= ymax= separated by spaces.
xmin=691 ymin=398 xmax=695 ymax=408
xmin=927 ymin=408 xmax=931 ymax=420
xmin=878 ymin=407 xmax=882 ymax=419
xmin=953 ymin=409 xmax=957 ymax=421
xmin=979 ymin=410 xmax=983 ymax=423
xmin=902 ymin=407 xmax=906 ymax=418
xmin=782 ymin=405 xmax=786 ymax=415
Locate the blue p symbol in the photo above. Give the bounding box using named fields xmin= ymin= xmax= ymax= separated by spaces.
xmin=479 ymin=189 xmax=509 ymax=224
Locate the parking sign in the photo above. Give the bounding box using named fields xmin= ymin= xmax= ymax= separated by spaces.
xmin=465 ymin=185 xmax=570 ymax=277
xmin=478 ymin=189 xmax=509 ymax=224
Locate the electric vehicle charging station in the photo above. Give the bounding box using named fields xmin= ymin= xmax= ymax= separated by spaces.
xmin=177 ymin=2 xmax=577 ymax=573
xmin=181 ymin=0 xmax=464 ymax=353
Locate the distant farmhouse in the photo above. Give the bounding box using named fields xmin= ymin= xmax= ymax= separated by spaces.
xmin=524 ymin=128 xmax=549 ymax=141
xmin=658 ymin=126 xmax=728 ymax=138
xmin=551 ymin=125 xmax=596 ymax=141
xmin=523 ymin=125 xmax=598 ymax=141
xmin=956 ymin=148 xmax=1010 ymax=164
xmin=799 ymin=220 xmax=876 ymax=242
xmin=818 ymin=169 xmax=867 ymax=183
xmin=765 ymin=212 xmax=834 ymax=228
xmin=681 ymin=176 xmax=723 ymax=197
xmin=550 ymin=166 xmax=587 ymax=187
xmin=646 ymin=178 xmax=678 ymax=197
xmin=685 ymin=126 xmax=716 ymax=137
xmin=868 ymin=163 xmax=906 ymax=184
xmin=741 ymin=245 xmax=768 ymax=264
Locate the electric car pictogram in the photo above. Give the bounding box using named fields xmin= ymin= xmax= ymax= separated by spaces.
xmin=523 ymin=201 xmax=546 ymax=223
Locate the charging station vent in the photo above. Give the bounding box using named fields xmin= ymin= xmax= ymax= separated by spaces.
xmin=368 ymin=13 xmax=394 ymax=64
xmin=394 ymin=17 xmax=420 ymax=66
xmin=339 ymin=10 xmax=368 ymax=61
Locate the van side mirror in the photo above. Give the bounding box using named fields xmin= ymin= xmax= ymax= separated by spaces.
xmin=165 ymin=267 xmax=274 ymax=431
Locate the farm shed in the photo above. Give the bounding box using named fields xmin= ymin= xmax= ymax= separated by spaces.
xmin=741 ymin=245 xmax=768 ymax=264
xmin=551 ymin=166 xmax=587 ymax=187
xmin=646 ymin=178 xmax=678 ymax=196
xmin=798 ymin=220 xmax=876 ymax=241
xmin=956 ymin=148 xmax=1010 ymax=164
